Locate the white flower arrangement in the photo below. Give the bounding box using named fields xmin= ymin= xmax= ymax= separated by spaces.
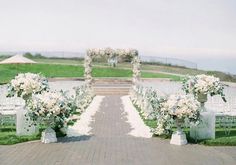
xmin=130 ymin=85 xmax=140 ymax=105
xmin=153 ymin=94 xmax=201 ymax=136
xmin=7 ymin=72 xmax=98 ymax=136
xmin=130 ymin=85 xmax=166 ymax=120
xmin=182 ymin=74 xmax=226 ymax=102
xmin=74 ymin=84 xmax=95 ymax=113
xmin=84 ymin=55 xmax=93 ymax=86
xmin=154 ymin=114 xmax=173 ymax=135
xmin=7 ymin=73 xmax=49 ymax=100
xmin=28 ymin=90 xmax=77 ymax=128
xmin=85 ymin=48 xmax=140 ymax=88
xmin=130 ymin=85 xmax=171 ymax=135
xmin=132 ymin=55 xmax=141 ymax=85
xmin=130 ymin=85 xmax=145 ymax=110
xmin=160 ymin=94 xmax=200 ymax=122
xmin=87 ymin=48 xmax=138 ymax=57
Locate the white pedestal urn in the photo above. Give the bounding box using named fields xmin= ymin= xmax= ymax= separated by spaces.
xmin=170 ymin=119 xmax=187 ymax=145
xmin=190 ymin=93 xmax=215 ymax=140
xmin=190 ymin=111 xmax=215 ymax=140
xmin=41 ymin=127 xmax=57 ymax=143
xmin=41 ymin=119 xmax=57 ymax=144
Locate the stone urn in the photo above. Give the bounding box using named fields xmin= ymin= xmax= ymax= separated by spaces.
xmin=170 ymin=119 xmax=187 ymax=145
xmin=197 ymin=93 xmax=208 ymax=111
xmin=41 ymin=119 xmax=57 ymax=144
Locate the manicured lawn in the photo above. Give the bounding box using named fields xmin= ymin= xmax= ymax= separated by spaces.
xmin=32 ymin=58 xmax=236 ymax=82
xmin=134 ymin=105 xmax=157 ymax=129
xmin=142 ymin=72 xmax=181 ymax=81
xmin=189 ymin=127 xmax=236 ymax=146
xmin=0 ymin=64 xmax=180 ymax=84
xmin=0 ymin=64 xmax=84 ymax=84
xmin=0 ymin=126 xmax=40 ymax=145
xmin=0 ymin=125 xmax=69 ymax=145
xmin=33 ymin=58 xmax=83 ymax=65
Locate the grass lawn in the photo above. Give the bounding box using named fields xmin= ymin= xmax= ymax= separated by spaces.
xmin=0 ymin=126 xmax=40 ymax=145
xmin=33 ymin=58 xmax=83 ymax=65
xmin=141 ymin=72 xmax=181 ymax=81
xmin=0 ymin=125 xmax=68 ymax=145
xmin=0 ymin=64 xmax=180 ymax=84
xmin=189 ymin=127 xmax=236 ymax=146
xmin=32 ymin=58 xmax=236 ymax=82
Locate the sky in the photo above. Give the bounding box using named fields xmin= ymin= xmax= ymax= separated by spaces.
xmin=0 ymin=0 xmax=236 ymax=72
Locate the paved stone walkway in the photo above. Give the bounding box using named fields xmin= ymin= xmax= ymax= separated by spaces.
xmin=1 ymin=95 xmax=236 ymax=165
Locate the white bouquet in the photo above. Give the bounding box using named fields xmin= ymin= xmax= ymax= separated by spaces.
xmin=182 ymin=74 xmax=226 ymax=102
xmin=28 ymin=90 xmax=77 ymax=128
xmin=74 ymin=85 xmax=94 ymax=113
xmin=7 ymin=73 xmax=49 ymax=100
xmin=154 ymin=94 xmax=200 ymax=136
xmin=160 ymin=94 xmax=200 ymax=123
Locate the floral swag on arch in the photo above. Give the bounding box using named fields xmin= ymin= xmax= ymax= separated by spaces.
xmin=84 ymin=48 xmax=141 ymax=88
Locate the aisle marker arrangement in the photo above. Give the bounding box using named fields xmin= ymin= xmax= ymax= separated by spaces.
xmin=130 ymin=74 xmax=226 ymax=145
xmin=7 ymin=73 xmax=94 ymax=143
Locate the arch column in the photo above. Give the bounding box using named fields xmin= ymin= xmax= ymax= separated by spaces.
xmin=84 ymin=50 xmax=93 ymax=88
xmin=131 ymin=52 xmax=141 ymax=89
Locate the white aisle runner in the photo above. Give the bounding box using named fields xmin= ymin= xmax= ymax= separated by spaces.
xmin=67 ymin=96 xmax=105 ymax=137
xmin=121 ymin=95 xmax=152 ymax=138
xmin=67 ymin=95 xmax=152 ymax=138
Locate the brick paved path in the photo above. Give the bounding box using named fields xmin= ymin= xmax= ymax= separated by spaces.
xmin=1 ymin=96 xmax=236 ymax=165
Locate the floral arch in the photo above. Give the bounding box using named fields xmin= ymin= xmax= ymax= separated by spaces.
xmin=84 ymin=48 xmax=141 ymax=90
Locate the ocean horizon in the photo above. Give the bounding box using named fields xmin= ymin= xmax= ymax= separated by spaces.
xmin=190 ymin=58 xmax=236 ymax=75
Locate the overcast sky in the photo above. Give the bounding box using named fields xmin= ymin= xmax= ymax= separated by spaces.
xmin=0 ymin=0 xmax=236 ymax=60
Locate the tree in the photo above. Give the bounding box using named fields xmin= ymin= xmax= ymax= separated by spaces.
xmin=34 ymin=53 xmax=45 ymax=59
xmin=23 ymin=52 xmax=33 ymax=58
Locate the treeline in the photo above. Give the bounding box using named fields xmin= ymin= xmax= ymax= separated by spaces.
xmin=206 ymin=71 xmax=236 ymax=83
xmin=23 ymin=52 xmax=84 ymax=61
xmin=23 ymin=52 xmax=133 ymax=62
xmin=0 ymin=55 xmax=11 ymax=58
xmin=142 ymin=61 xmax=188 ymax=69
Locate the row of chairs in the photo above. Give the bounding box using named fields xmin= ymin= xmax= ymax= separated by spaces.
xmin=206 ymin=96 xmax=236 ymax=135
xmin=0 ymin=97 xmax=25 ymax=127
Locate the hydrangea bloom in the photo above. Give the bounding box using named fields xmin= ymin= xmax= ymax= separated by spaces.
xmin=7 ymin=73 xmax=49 ymax=100
xmin=182 ymin=74 xmax=226 ymax=102
xmin=28 ymin=91 xmax=77 ymax=128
